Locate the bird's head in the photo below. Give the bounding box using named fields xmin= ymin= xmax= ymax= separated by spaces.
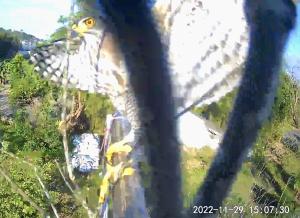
xmin=71 ymin=16 xmax=106 ymax=37
xmin=71 ymin=17 xmax=97 ymax=36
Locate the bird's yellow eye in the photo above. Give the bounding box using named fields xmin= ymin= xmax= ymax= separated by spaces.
xmin=84 ymin=18 xmax=95 ymax=28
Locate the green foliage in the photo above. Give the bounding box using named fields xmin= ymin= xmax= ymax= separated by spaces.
xmin=49 ymin=11 xmax=85 ymax=43
xmin=48 ymin=15 xmax=69 ymax=42
xmin=0 ymin=70 xmax=85 ymax=215
xmin=0 ymin=55 xmax=62 ymax=157
xmin=0 ymin=152 xmax=48 ymax=217
xmin=0 ymin=152 xmax=85 ymax=217
xmin=193 ymin=72 xmax=300 ymax=131
xmin=0 ymin=30 xmax=20 ymax=61
xmin=0 ymin=27 xmax=39 ymax=42
xmin=192 ymin=71 xmax=300 ymax=214
xmin=0 ymin=60 xmax=10 ymax=84
xmin=0 ymin=27 xmax=40 ymax=61
xmin=0 ymin=40 xmax=113 ymax=215
xmin=58 ymin=15 xmax=69 ymax=25
xmin=0 ymin=18 xmax=110 ymax=216
xmin=50 ymin=27 xmax=67 ymax=42
xmin=193 ymin=72 xmax=299 ymax=147
xmin=36 ymin=40 xmax=52 ymax=47
xmin=6 ymin=54 xmax=49 ymax=105
xmin=193 ymin=89 xmax=238 ymax=129
xmin=181 ymin=147 xmax=214 ymax=207
xmin=273 ymin=73 xmax=295 ymax=122
xmin=253 ymin=72 xmax=299 ymax=159
xmin=2 ymin=105 xmax=63 ymax=157
xmin=80 ymin=91 xmax=114 ymax=134
xmin=181 ymin=147 xmax=255 ymax=211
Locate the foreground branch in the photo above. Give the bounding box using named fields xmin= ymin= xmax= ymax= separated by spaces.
xmin=191 ymin=1 xmax=296 ymax=215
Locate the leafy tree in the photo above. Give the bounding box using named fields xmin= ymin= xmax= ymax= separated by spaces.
xmin=0 ymin=13 xmax=115 ymax=216
xmin=50 ymin=27 xmax=67 ymax=42
xmin=272 ymin=73 xmax=295 ymax=122
xmin=58 ymin=15 xmax=69 ymax=26
xmin=0 ymin=60 xmax=10 ymax=84
xmin=0 ymin=152 xmax=85 ymax=217
xmin=7 ymin=54 xmax=49 ymax=105
xmin=0 ymin=31 xmax=20 ymax=61
xmin=0 ymin=54 xmax=86 ymax=216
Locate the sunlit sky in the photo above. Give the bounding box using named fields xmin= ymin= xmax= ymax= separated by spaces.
xmin=0 ymin=0 xmax=299 ymax=78
xmin=285 ymin=5 xmax=300 ymax=78
xmin=0 ymin=0 xmax=71 ymax=39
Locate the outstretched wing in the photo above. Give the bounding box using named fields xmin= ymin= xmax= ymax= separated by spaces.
xmin=29 ymin=0 xmax=249 ymax=114
xmin=164 ymin=0 xmax=249 ymax=109
xmin=29 ymin=35 xmax=125 ymax=99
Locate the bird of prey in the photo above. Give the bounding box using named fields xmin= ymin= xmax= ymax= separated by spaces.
xmin=30 ymin=15 xmax=128 ymax=110
xmin=28 ymin=0 xmax=297 ymax=216
xmin=29 ymin=0 xmax=249 ymax=148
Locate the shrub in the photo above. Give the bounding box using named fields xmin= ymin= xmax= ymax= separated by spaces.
xmin=6 ymin=54 xmax=50 ymax=105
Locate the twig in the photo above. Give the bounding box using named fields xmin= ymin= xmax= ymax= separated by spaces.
xmin=1 ymin=150 xmax=59 ymax=217
xmin=60 ymin=0 xmax=76 ymax=182
xmin=55 ymin=160 xmax=75 ymax=194
xmin=34 ymin=167 xmax=60 ymax=218
xmin=55 ymin=161 xmax=96 ymax=218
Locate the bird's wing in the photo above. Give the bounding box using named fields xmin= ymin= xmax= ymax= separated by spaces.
xmin=29 ymin=36 xmax=124 ymax=98
xmin=29 ymin=0 xmax=249 ymax=114
xmin=162 ymin=0 xmax=249 ymax=110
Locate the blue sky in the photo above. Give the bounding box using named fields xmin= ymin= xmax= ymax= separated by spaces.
xmin=284 ymin=5 xmax=300 ymax=79
xmin=0 ymin=0 xmax=299 ymax=78
xmin=0 ymin=0 xmax=71 ymax=39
